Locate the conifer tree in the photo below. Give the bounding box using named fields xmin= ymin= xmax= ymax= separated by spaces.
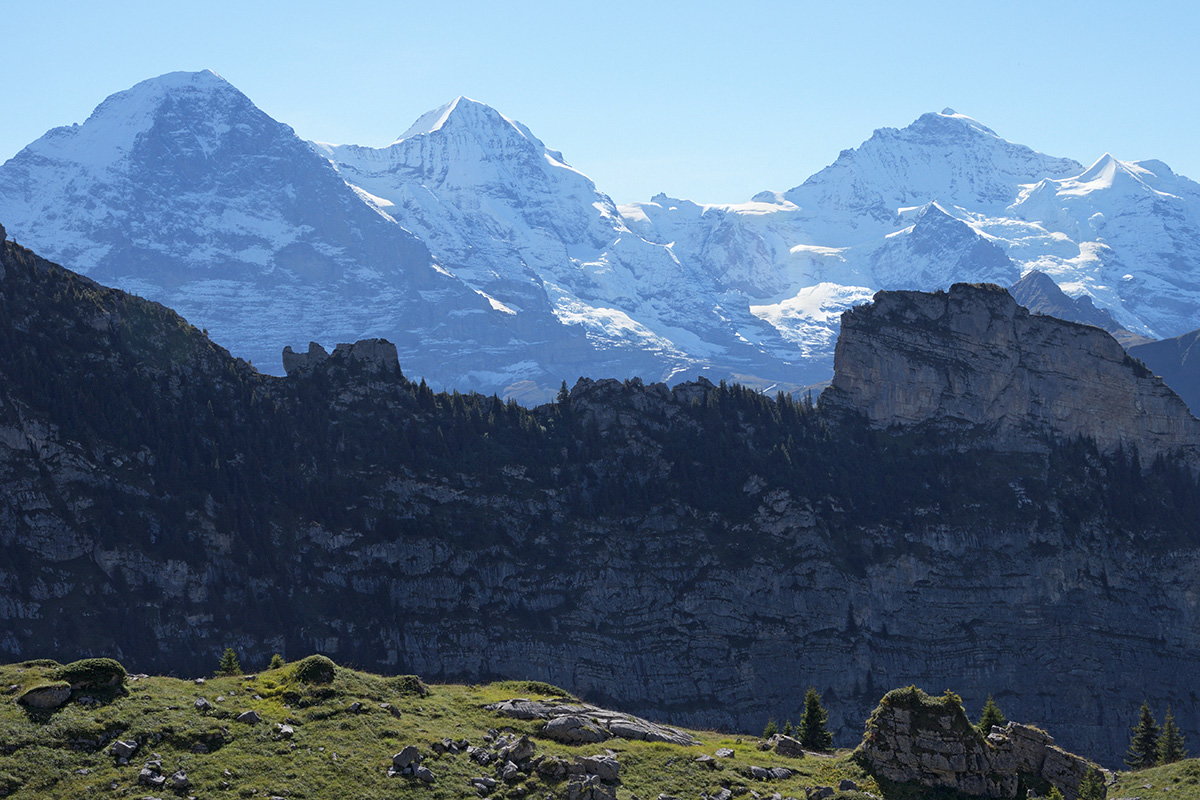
xmin=216 ymin=647 xmax=242 ymax=677
xmin=977 ymin=694 xmax=1007 ymax=736
xmin=268 ymin=653 xmax=285 ymax=670
xmin=782 ymin=719 xmax=794 ymax=737
xmin=1125 ymin=701 xmax=1160 ymax=769
xmin=762 ymin=717 xmax=778 ymax=738
xmin=1159 ymin=706 xmax=1187 ymax=765
xmin=798 ymin=687 xmax=833 ymax=751
xmin=1078 ymin=768 xmax=1105 ymax=800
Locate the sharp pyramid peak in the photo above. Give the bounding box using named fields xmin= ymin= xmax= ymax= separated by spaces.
xmin=1075 ymin=153 xmax=1140 ymax=185
xmin=394 ymin=95 xmax=522 ymax=143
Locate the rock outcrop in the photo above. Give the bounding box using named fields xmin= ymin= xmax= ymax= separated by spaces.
xmin=822 ymin=282 xmax=1200 ymax=462
xmin=282 ymin=339 xmax=400 ymax=377
xmin=487 ymin=699 xmax=698 ymax=746
xmin=857 ymin=687 xmax=1104 ymax=800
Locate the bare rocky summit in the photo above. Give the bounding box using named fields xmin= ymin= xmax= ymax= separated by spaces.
xmin=823 ymin=282 xmax=1200 ymax=462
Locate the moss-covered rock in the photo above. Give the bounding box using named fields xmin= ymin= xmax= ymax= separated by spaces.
xmin=291 ymin=654 xmax=337 ymax=685
xmin=17 ymin=681 xmax=72 ymax=709
xmin=53 ymin=657 xmax=126 ymax=690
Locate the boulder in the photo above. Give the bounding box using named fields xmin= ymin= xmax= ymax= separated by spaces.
xmin=578 ymin=755 xmax=621 ymax=783
xmin=543 ymin=715 xmax=610 ymax=744
xmin=111 ymin=740 xmax=138 ymax=759
xmin=393 ymin=746 xmax=421 ymax=770
xmin=770 ymin=735 xmax=805 ymax=759
xmin=236 ymin=710 xmax=260 ymax=724
xmin=17 ymin=682 xmax=72 ymax=709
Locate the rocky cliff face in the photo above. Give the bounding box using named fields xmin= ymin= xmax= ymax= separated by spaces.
xmin=822 ymin=282 xmax=1200 ymax=462
xmin=4 ymin=237 xmax=1200 ymax=769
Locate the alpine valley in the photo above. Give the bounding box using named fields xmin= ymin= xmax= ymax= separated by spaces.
xmin=4 ymin=71 xmax=1200 ymax=400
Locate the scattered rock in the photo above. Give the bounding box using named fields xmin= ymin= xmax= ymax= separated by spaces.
xmin=501 ymin=735 xmax=537 ymax=763
xmin=415 ymin=765 xmax=435 ymax=783
xmin=578 ymin=755 xmax=620 ymax=783
xmin=716 ymin=748 xmax=735 ymax=758
xmin=696 ymin=754 xmax=723 ymax=770
xmin=749 ymin=766 xmax=771 ymax=780
xmin=172 ymin=770 xmax=190 ymax=791
xmin=277 ymin=724 xmax=294 ymax=738
xmin=138 ymin=762 xmax=166 ymax=788
xmin=111 ymin=740 xmax=139 ymax=759
xmin=838 ymin=780 xmax=857 ymax=792
xmin=236 ymin=710 xmax=260 ymax=725
xmin=393 ymin=745 xmax=421 ymax=770
xmin=194 ymin=697 xmax=213 ymax=712
xmin=767 ymin=735 xmax=805 ymax=759
xmin=770 ymin=768 xmax=793 ymax=780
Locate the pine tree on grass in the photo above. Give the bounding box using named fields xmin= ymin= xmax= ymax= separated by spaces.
xmin=1125 ymin=701 xmax=1159 ymax=770
xmin=782 ymin=719 xmax=794 ymax=737
xmin=798 ymin=687 xmax=833 ymax=751
xmin=1159 ymin=706 xmax=1187 ymax=765
xmin=1078 ymin=768 xmax=1105 ymax=800
xmin=762 ymin=717 xmax=778 ymax=738
xmin=977 ymin=694 xmax=1007 ymax=736
xmin=216 ymin=647 xmax=242 ymax=677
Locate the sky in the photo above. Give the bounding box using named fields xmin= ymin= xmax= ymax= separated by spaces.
xmin=4 ymin=1 xmax=1198 ymax=205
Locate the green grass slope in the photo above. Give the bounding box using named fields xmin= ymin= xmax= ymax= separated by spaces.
xmin=0 ymin=658 xmax=873 ymax=800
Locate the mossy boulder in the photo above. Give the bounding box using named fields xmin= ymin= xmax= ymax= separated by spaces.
xmin=17 ymin=681 xmax=72 ymax=709
xmin=388 ymin=674 xmax=429 ymax=696
xmin=54 ymin=657 xmax=127 ymax=690
xmin=292 ymin=655 xmax=337 ymax=685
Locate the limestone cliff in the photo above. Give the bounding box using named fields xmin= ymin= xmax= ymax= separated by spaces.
xmin=5 ymin=236 xmax=1200 ymax=770
xmin=822 ymin=282 xmax=1200 ymax=461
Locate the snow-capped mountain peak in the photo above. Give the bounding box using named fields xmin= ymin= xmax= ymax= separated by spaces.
xmin=784 ymin=109 xmax=1084 ymax=224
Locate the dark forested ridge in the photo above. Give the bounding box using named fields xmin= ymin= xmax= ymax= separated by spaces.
xmin=3 ymin=233 xmax=1200 ymax=766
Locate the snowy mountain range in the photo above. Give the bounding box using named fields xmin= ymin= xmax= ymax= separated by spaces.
xmin=3 ymin=74 xmax=1200 ymax=399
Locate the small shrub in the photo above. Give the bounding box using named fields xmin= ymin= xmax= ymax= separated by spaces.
xmin=500 ymin=680 xmax=568 ymax=697
xmin=54 ymin=657 xmax=126 ymax=689
xmin=268 ymin=654 xmax=286 ymax=670
xmin=293 ymin=655 xmax=337 ymax=685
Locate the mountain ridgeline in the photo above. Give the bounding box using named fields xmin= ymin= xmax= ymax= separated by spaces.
xmin=5 ymin=73 xmax=1200 ymax=399
xmin=4 ymin=231 xmax=1200 ymax=767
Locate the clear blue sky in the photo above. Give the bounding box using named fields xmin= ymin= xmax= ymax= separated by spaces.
xmin=4 ymin=1 xmax=1197 ymax=204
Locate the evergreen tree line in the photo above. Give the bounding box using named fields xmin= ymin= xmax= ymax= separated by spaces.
xmin=1126 ymin=701 xmax=1188 ymax=769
